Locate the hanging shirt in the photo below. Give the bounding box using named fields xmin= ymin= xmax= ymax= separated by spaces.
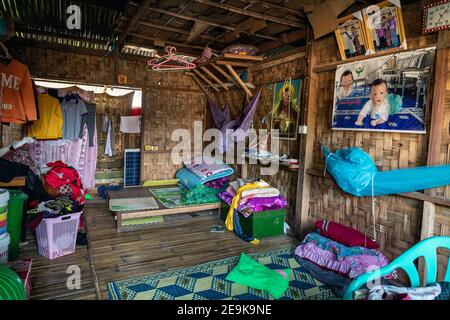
xmin=0 ymin=59 xmax=37 ymax=124
xmin=61 ymin=98 xmax=87 ymax=139
xmin=28 ymin=94 xmax=63 ymax=139
xmin=79 ymin=102 xmax=96 ymax=147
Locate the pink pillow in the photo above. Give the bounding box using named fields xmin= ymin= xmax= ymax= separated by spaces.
xmin=314 ymin=220 xmax=379 ymax=249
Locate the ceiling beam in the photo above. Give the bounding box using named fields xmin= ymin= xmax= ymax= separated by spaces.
xmin=186 ymin=72 xmax=210 ymax=96
xmin=153 ymin=0 xmax=195 ymax=38
xmin=117 ymin=29 xmax=205 ymax=51
xmin=193 ymin=0 xmax=304 ymax=28
xmin=127 ymin=2 xmax=278 ymax=41
xmin=257 ymin=29 xmax=306 ymax=53
xmin=237 ymin=0 xmax=304 ymax=16
xmin=117 ymin=0 xmax=153 ymax=45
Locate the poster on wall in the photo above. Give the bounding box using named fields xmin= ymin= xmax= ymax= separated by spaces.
xmin=271 ymin=78 xmax=302 ymax=140
xmin=362 ymin=0 xmax=407 ymax=54
xmin=331 ymin=47 xmax=435 ymax=133
xmin=335 ymin=11 xmax=369 ymax=60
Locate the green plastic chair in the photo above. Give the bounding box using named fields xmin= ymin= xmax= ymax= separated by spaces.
xmin=343 ymin=236 xmax=450 ymax=300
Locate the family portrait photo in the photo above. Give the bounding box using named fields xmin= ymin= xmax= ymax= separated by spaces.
xmin=335 ymin=12 xmax=369 ymax=60
xmin=363 ymin=0 xmax=406 ymax=53
xmin=271 ymin=78 xmax=302 ymax=140
xmin=331 ymin=47 xmax=436 ymax=133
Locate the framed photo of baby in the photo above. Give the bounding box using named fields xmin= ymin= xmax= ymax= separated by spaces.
xmin=362 ymin=0 xmax=407 ymax=53
xmin=335 ymin=11 xmax=369 ymax=60
xmin=331 ymin=47 xmax=436 ymax=133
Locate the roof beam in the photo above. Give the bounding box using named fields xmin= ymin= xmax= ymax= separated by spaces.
xmin=257 ymin=29 xmax=306 ymax=53
xmin=210 ymin=63 xmax=238 ymax=86
xmin=236 ymin=0 xmax=304 ymax=16
xmin=117 ymin=29 xmax=205 ymax=51
xmin=193 ymin=0 xmax=304 ymax=28
xmin=117 ymin=0 xmax=153 ymax=45
xmin=127 ymin=2 xmax=278 ymax=41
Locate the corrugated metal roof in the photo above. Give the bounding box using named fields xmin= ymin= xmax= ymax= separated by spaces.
xmin=1 ymin=0 xmax=125 ymax=50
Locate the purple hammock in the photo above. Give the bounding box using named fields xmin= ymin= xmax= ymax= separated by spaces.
xmin=208 ymin=90 xmax=261 ymax=153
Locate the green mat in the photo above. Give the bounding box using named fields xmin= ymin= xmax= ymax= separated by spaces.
xmin=149 ymin=186 xmax=187 ymax=208
xmin=107 ymin=247 xmax=338 ymax=300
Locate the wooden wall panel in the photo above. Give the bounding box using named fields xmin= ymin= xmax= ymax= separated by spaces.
xmin=304 ymin=1 xmax=449 ymax=276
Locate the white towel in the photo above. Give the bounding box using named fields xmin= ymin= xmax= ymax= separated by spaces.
xmin=120 ymin=116 xmax=141 ymax=133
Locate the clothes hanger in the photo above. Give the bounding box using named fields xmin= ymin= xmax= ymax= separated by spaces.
xmin=147 ymin=46 xmax=196 ymax=71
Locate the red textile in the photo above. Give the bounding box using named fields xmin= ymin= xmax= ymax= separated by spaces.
xmin=314 ymin=220 xmax=379 ymax=249
xmin=129 ymin=108 xmax=142 ymax=116
xmin=43 ymin=161 xmax=85 ymax=204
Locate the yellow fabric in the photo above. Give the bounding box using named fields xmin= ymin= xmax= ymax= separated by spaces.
xmin=28 ymin=94 xmax=63 ymax=139
xmin=225 ymin=180 xmax=271 ymax=231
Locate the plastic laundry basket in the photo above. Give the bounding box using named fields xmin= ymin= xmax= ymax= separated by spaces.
xmin=36 ymin=212 xmax=82 ymax=260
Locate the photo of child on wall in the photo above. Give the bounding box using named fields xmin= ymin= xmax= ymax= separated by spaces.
xmin=331 ymin=47 xmax=435 ymax=133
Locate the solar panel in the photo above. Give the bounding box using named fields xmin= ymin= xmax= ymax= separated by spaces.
xmin=124 ymin=149 xmax=141 ymax=187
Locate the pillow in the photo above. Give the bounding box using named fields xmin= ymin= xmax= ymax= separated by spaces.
xmin=315 ymin=220 xmax=379 ymax=249
xmin=226 ymin=253 xmax=290 ymax=299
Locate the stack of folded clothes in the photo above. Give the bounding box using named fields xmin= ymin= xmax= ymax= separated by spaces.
xmin=219 ymin=178 xmax=287 ymax=216
xmin=294 ymin=220 xmax=397 ymax=297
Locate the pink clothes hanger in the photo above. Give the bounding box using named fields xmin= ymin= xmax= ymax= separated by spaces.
xmin=147 ymin=46 xmax=196 ymax=71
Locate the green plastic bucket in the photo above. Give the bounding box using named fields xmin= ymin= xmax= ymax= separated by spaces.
xmin=0 ymin=265 xmax=26 ymax=300
xmin=7 ymin=191 xmax=27 ymax=260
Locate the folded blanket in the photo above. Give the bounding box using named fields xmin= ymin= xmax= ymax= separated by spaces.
xmin=183 ymin=156 xmax=234 ymax=181
xmin=219 ymin=191 xmax=287 ymax=214
xmin=177 ymin=156 xmax=234 ymax=190
xmin=240 ymin=187 xmax=280 ymax=198
xmin=294 ymin=232 xmax=397 ymax=279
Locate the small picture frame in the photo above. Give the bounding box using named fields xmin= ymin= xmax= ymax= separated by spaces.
xmin=362 ymin=0 xmax=407 ymax=54
xmin=335 ymin=11 xmax=370 ymax=60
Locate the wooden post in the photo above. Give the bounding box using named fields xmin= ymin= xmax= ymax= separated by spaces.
xmin=295 ymin=29 xmax=317 ymax=235
xmin=224 ymin=64 xmax=254 ymax=98
xmin=419 ymin=30 xmax=450 ymax=283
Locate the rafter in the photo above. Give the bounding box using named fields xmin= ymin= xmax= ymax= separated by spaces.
xmin=193 ymin=69 xmax=220 ymax=93
xmin=237 ymin=0 xmax=304 ymax=16
xmin=117 ymin=0 xmax=153 ymax=45
xmin=210 ymin=63 xmax=238 ymax=86
xmin=224 ymin=64 xmax=253 ymax=97
xmin=200 ymin=66 xmax=229 ymax=91
xmin=193 ymin=0 xmax=304 ymax=28
xmin=127 ymin=2 xmax=278 ymax=41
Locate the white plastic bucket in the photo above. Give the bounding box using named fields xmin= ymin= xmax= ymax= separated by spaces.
xmin=0 ymin=232 xmax=10 ymax=264
xmin=0 ymin=189 xmax=9 ymax=236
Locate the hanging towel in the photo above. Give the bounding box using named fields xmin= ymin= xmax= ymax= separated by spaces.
xmin=120 ymin=116 xmax=141 ymax=133
xmin=104 ymin=116 xmax=115 ymax=157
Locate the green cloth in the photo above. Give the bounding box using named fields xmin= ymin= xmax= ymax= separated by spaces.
xmin=226 ymin=253 xmax=290 ymax=299
xmin=182 ymin=184 xmax=223 ymax=205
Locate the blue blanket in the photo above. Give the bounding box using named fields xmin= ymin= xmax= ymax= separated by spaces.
xmin=176 ymin=166 xmax=234 ymax=190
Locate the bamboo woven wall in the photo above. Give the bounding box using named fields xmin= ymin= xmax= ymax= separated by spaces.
xmin=210 ymin=57 xmax=307 ymax=224
xmin=306 ymin=1 xmax=449 ymax=276
xmin=142 ymin=88 xmax=206 ymax=181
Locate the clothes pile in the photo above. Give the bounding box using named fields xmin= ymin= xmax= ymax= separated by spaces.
xmin=219 ymin=178 xmax=287 ymax=217
xmin=294 ymin=220 xmax=396 ymax=298
xmin=219 ymin=179 xmax=287 ymax=244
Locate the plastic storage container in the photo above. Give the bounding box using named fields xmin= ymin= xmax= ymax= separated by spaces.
xmin=0 ymin=189 xmax=9 ymax=236
xmin=220 ymin=206 xmax=286 ymax=238
xmin=36 ymin=212 xmax=82 ymax=260
xmin=7 ymin=191 xmax=28 ymax=260
xmin=0 ymin=233 xmax=10 ymax=264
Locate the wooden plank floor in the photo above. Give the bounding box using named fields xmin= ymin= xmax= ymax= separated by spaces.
xmin=19 ymin=200 xmax=298 ymax=300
